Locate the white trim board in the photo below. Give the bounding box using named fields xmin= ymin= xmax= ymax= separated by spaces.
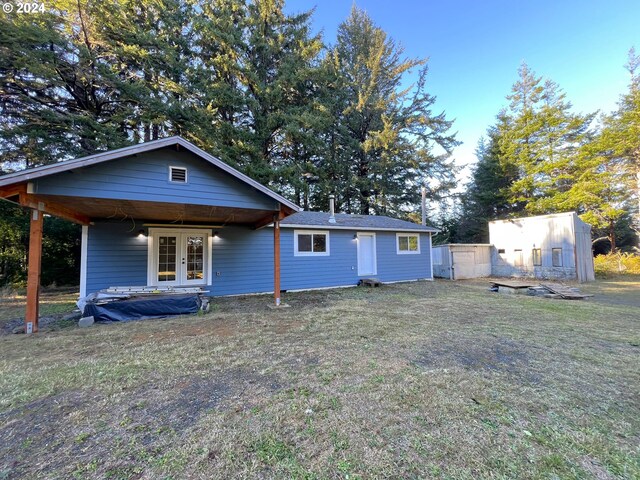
xmin=280 ymin=223 xmax=438 ymax=233
xmin=79 ymin=225 xmax=88 ymax=298
xmin=428 ymin=233 xmax=434 ymax=281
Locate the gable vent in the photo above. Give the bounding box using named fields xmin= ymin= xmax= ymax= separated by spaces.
xmin=169 ymin=166 xmax=187 ymax=183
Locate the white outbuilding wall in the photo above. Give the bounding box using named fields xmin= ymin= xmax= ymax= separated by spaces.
xmin=489 ymin=212 xmax=595 ymax=282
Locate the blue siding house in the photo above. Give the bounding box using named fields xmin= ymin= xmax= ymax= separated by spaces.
xmin=0 ymin=137 xmax=435 ymax=318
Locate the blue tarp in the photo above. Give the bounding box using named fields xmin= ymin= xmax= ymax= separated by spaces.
xmin=83 ymin=294 xmax=202 ymax=322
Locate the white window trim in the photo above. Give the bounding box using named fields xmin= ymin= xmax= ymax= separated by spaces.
xmin=168 ymin=165 xmax=188 ymax=183
xmin=428 ymin=233 xmax=434 ymax=280
xmin=552 ymin=247 xmax=563 ymax=267
xmin=294 ymin=230 xmax=330 ymax=256
xmin=147 ymin=228 xmax=212 ymax=286
xmin=396 ymin=233 xmax=421 ymax=254
xmin=357 ymin=232 xmax=377 ymax=276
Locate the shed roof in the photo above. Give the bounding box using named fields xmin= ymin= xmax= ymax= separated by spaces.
xmin=488 ymin=211 xmax=577 ymax=225
xmin=281 ymin=211 xmax=438 ymax=232
xmin=433 ymin=243 xmax=492 ymax=248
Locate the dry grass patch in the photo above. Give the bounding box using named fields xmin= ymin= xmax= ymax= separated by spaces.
xmin=0 ymin=280 xmax=638 ymax=479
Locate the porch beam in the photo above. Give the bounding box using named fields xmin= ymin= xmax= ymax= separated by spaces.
xmin=0 ymin=183 xmax=27 ymax=199
xmin=25 ymin=209 xmax=44 ymax=334
xmin=18 ymin=193 xmax=91 ymax=225
xmin=253 ymin=212 xmax=279 ymax=230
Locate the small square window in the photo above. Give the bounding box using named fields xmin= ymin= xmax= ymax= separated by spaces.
xmin=169 ymin=166 xmax=187 ymax=183
xmin=532 ymin=248 xmax=542 ymax=266
xmin=397 ymin=234 xmax=420 ymax=254
xmin=552 ymin=248 xmax=563 ymax=267
xmin=498 ymin=248 xmax=505 ymax=254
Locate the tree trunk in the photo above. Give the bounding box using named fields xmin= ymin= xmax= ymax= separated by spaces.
xmin=608 ymin=221 xmax=617 ymax=253
xmin=636 ymin=169 xmax=640 ymax=249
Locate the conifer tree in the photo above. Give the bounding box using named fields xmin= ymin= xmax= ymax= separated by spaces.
xmin=564 ymin=48 xmax=640 ymax=251
xmin=327 ymin=6 xmax=458 ymax=216
xmin=498 ymin=63 xmax=594 ymax=213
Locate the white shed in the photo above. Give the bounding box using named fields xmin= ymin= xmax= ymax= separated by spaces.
xmin=489 ymin=212 xmax=595 ymax=282
xmin=432 ymin=244 xmax=492 ymax=279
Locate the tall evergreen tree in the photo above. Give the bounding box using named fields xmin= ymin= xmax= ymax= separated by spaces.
xmin=498 ymin=63 xmax=594 ymax=214
xmin=562 ymin=48 xmax=640 ymax=251
xmin=0 ymin=1 xmax=132 ymax=168
xmin=326 ymin=6 xmax=458 ymax=216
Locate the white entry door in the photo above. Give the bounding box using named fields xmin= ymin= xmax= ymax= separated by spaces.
xmin=149 ymin=229 xmax=210 ymax=286
xmin=357 ymin=232 xmax=377 ymax=276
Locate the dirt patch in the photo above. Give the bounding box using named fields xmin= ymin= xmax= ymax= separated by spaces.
xmin=1 ymin=315 xmax=65 ymax=335
xmin=0 ymin=368 xmax=284 ymax=479
xmin=415 ymin=336 xmax=540 ymax=383
xmin=579 ymin=455 xmax=616 ymax=480
xmin=130 ymin=321 xmax=236 ymax=343
xmin=273 ymin=320 xmax=304 ymax=335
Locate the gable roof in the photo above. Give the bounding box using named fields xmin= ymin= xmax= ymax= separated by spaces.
xmin=281 ymin=211 xmax=438 ymax=232
xmin=0 ymin=136 xmax=301 ymax=212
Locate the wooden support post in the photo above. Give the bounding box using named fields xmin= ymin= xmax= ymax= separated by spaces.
xmin=274 ymin=217 xmax=281 ymax=306
xmin=25 ymin=208 xmax=44 ymax=334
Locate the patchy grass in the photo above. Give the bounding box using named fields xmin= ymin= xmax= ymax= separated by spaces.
xmin=0 ymin=279 xmax=638 ymax=479
xmin=0 ymin=287 xmax=78 ymax=333
xmin=580 ymin=275 xmax=640 ymax=308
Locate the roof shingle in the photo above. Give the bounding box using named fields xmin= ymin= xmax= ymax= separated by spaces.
xmin=280 ymin=211 xmax=438 ymax=232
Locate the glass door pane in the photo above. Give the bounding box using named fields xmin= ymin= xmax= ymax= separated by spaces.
xmin=158 ymin=235 xmax=177 ymax=282
xmin=185 ymin=235 xmax=204 ymax=282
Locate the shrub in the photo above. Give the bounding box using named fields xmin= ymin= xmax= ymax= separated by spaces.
xmin=594 ymin=253 xmax=640 ymax=277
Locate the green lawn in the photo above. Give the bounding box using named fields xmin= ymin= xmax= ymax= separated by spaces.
xmin=0 ymin=278 xmax=638 ymax=479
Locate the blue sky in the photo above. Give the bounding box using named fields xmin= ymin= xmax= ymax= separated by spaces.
xmin=285 ymin=0 xmax=640 ymax=182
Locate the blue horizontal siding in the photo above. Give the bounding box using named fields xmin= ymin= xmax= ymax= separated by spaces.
xmin=376 ymin=232 xmax=431 ymax=282
xmin=85 ymin=222 xmax=433 ymax=296
xmin=35 ymin=149 xmax=276 ymax=210
xmin=86 ymin=221 xmax=148 ymax=293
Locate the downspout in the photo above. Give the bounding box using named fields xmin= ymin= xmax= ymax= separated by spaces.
xmin=450 ymin=246 xmax=454 ymax=280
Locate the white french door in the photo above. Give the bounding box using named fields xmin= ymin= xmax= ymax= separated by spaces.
xmin=148 ymin=229 xmax=211 ymax=286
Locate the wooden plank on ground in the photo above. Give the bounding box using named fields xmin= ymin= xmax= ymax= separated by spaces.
xmin=490 ymin=280 xmax=537 ymax=289
xmin=540 ymin=283 xmax=593 ymax=299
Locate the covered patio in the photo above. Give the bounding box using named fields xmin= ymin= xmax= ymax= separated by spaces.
xmin=0 ymin=137 xmax=299 ymax=332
